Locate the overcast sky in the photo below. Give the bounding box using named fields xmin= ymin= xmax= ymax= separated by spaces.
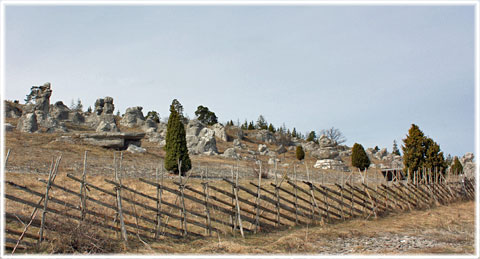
xmin=4 ymin=4 xmax=476 ymax=157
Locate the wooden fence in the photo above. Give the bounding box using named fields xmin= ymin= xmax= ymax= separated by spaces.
xmin=4 ymin=152 xmax=476 ymax=253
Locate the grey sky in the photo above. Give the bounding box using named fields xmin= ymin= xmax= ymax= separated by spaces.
xmin=4 ymin=4 xmax=476 ymax=157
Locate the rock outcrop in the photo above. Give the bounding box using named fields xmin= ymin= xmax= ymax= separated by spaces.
xmin=212 ymin=123 xmax=228 ymax=142
xmin=78 ymin=132 xmax=145 ymax=149
xmin=5 ymin=101 xmax=22 ymax=118
xmin=87 ymin=97 xmax=119 ymax=132
xmin=253 ymin=130 xmax=276 ymax=144
xmin=120 ymin=106 xmax=145 ymax=127
xmin=313 ymin=159 xmax=350 ymax=171
xmin=310 ymin=135 xmax=349 ymax=172
xmin=460 ymin=152 xmax=475 ymax=177
xmin=16 ymin=113 xmax=38 ymax=133
xmin=185 ymin=120 xmax=218 ymax=155
xmin=222 ymin=148 xmax=240 ymax=159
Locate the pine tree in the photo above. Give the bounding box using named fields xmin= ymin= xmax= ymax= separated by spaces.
xmin=248 ymin=121 xmax=255 ymax=130
xmin=146 ymin=111 xmax=160 ymax=123
xmin=451 ymin=156 xmax=463 ymax=175
xmin=424 ymin=137 xmax=446 ymax=174
xmin=296 ymin=146 xmax=305 ymax=161
xmin=292 ymin=128 xmax=297 ymax=138
xmin=306 ymin=131 xmax=317 ymax=142
xmin=402 ymin=124 xmax=426 ymax=175
xmin=392 ymin=140 xmax=401 ymax=156
xmin=351 ymin=143 xmax=370 ymax=171
xmin=171 ymin=99 xmax=187 ymax=124
xmin=268 ymin=123 xmax=275 ymax=133
xmin=194 ymin=105 xmax=218 ymax=126
xmin=256 ymin=115 xmax=268 ymax=130
xmin=164 ymin=100 xmax=192 ymax=175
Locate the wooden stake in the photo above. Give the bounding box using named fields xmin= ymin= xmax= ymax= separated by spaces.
xmin=38 ymin=156 xmax=61 ymax=244
xmin=114 ymin=152 xmax=128 ymax=245
xmin=255 ymin=161 xmax=262 ymax=233
xmin=80 ymin=151 xmax=88 ymax=221
xmin=234 ymin=170 xmax=245 ymax=238
xmin=294 ymin=164 xmax=299 ymax=224
xmin=5 ymin=148 xmax=11 ymax=167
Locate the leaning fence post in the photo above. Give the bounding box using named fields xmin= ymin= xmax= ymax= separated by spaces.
xmin=234 ymin=170 xmax=245 ymax=238
xmin=274 ymin=159 xmax=280 ymax=227
xmin=80 ymin=151 xmax=88 ymax=221
xmin=114 ymin=152 xmax=128 ymax=245
xmin=230 ymin=166 xmax=236 ymax=234
xmin=5 ymin=148 xmax=11 ymax=168
xmin=38 ymin=156 xmax=61 ymax=244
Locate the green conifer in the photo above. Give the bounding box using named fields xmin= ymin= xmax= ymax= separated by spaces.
xmin=351 ymin=143 xmax=370 ymax=171
xmin=296 ymin=146 xmax=305 ymax=161
xmin=451 ymin=156 xmax=463 ymax=175
xmin=164 ymin=100 xmax=191 ymax=175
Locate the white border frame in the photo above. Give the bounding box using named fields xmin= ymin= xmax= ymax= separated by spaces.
xmin=0 ymin=1 xmax=478 ymax=258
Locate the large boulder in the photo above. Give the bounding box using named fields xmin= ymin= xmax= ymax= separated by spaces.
xmin=120 ymin=106 xmax=145 ymax=127
xmin=5 ymin=123 xmax=15 ymax=132
xmin=302 ymin=141 xmax=319 ymax=152
xmin=96 ymin=114 xmax=119 ymax=132
xmin=186 ymin=120 xmax=218 ymax=155
xmin=222 ymin=148 xmax=240 ymax=159
xmin=313 ymin=159 xmax=349 ymax=171
xmin=276 ymin=145 xmax=287 ymax=155
xmin=142 ymin=118 xmax=158 ymax=133
xmin=78 ymin=132 xmax=145 ymax=149
xmin=212 ymin=123 xmax=228 ymax=141
xmin=50 ymin=101 xmax=70 ymax=121
xmin=460 ymin=152 xmax=475 ymax=177
xmin=16 ymin=113 xmax=38 ymax=133
xmin=375 ymin=148 xmax=388 ymax=160
xmin=318 ymin=135 xmax=337 ymax=148
xmin=253 ymin=130 xmax=276 ymax=144
xmin=127 ymin=144 xmax=146 ymax=153
xmin=4 ymin=101 xmax=22 ymax=118
xmin=258 ymin=144 xmax=268 ymax=153
xmin=311 ymin=149 xmax=339 ymax=160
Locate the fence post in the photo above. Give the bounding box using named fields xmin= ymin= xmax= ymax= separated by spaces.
xmin=234 ymin=170 xmax=245 ymax=238
xmin=202 ymin=168 xmax=212 ymax=236
xmin=294 ymin=164 xmax=299 ymax=225
xmin=230 ymin=166 xmax=236 ymax=234
xmin=154 ymin=166 xmax=164 ymax=239
xmin=178 ymin=160 xmax=187 ymax=237
xmin=255 ymin=161 xmax=262 ymax=233
xmin=38 ymin=156 xmax=61 ymax=244
xmin=274 ymin=159 xmax=280 ymax=227
xmin=80 ymin=151 xmax=88 ymax=221
xmin=5 ymin=148 xmax=11 ymax=168
xmin=114 ymin=152 xmax=128 ymax=245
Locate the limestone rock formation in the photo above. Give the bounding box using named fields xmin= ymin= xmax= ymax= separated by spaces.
xmin=120 ymin=106 xmax=145 ymax=127
xmin=16 ymin=113 xmax=38 ymax=133
xmin=222 ymin=148 xmax=240 ymax=160
xmin=88 ymin=97 xmax=118 ymax=132
xmin=253 ymin=130 xmax=276 ymax=144
xmin=212 ymin=123 xmax=228 ymax=141
xmin=276 ymin=145 xmax=287 ymax=155
xmin=233 ymin=139 xmax=246 ymax=149
xmin=5 ymin=101 xmax=22 ymax=118
xmin=460 ymin=152 xmax=475 ymax=177
xmin=313 ymin=159 xmax=350 ymax=171
xmin=301 ymin=141 xmax=319 ymax=152
xmin=127 ymin=144 xmax=146 ymax=153
xmin=50 ymin=101 xmax=70 ymax=121
xmin=185 ymin=120 xmax=218 ymax=155
xmin=78 ymin=132 xmax=145 ymax=149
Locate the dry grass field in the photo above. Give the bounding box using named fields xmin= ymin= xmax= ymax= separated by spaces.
xmin=3 ymin=118 xmax=476 ymax=255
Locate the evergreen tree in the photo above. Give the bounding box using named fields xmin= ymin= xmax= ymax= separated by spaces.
xmin=171 ymin=99 xmax=187 ymax=124
xmin=351 ymin=143 xmax=371 ymax=171
xmin=402 ymin=124 xmax=426 ymax=175
xmin=241 ymin=120 xmax=248 ymax=130
xmin=268 ymin=123 xmax=275 ymax=133
xmin=87 ymin=106 xmax=92 ymax=113
xmin=306 ymin=131 xmax=317 ymax=142
xmin=229 ymin=120 xmax=234 ymax=126
xmin=164 ymin=100 xmax=192 ymax=175
xmin=392 ymin=140 xmax=401 ymax=156
xmin=424 ymin=137 xmax=447 ymax=174
xmin=194 ymin=105 xmax=218 ymax=126
xmin=256 ymin=115 xmax=268 ymax=130
xmin=292 ymin=128 xmax=297 ymax=138
xmin=296 ymin=146 xmax=305 ymax=161
xmin=248 ymin=121 xmax=255 ymax=130
xmin=374 ymin=146 xmax=380 ymax=152
xmin=146 ymin=111 xmax=160 ymax=123
xmin=451 ymin=156 xmax=463 ymax=175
